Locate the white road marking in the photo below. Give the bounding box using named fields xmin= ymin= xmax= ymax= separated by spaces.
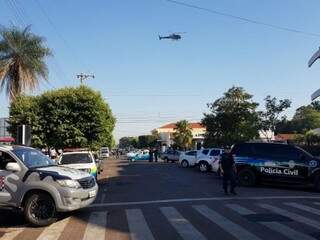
xmin=36 ymin=217 xmax=70 ymax=240
xmin=227 ymin=204 xmax=316 ymax=240
xmin=126 ymin=209 xmax=155 ymax=240
xmin=88 ymin=195 xmax=320 ymax=208
xmin=284 ymin=202 xmax=320 ymax=215
xmin=82 ymin=211 xmax=107 ymax=240
xmin=0 ymin=228 xmax=24 ymax=240
xmin=259 ymin=204 xmax=320 ymax=230
xmin=160 ymin=206 xmax=207 ymax=240
xmin=193 ymin=205 xmax=261 ymax=240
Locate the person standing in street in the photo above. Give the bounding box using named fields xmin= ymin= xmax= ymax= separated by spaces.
xmin=149 ymin=148 xmax=154 ymax=162
xmin=219 ymin=147 xmax=237 ymax=195
xmin=154 ymin=148 xmax=158 ymax=162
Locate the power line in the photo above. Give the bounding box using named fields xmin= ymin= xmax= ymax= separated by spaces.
xmin=164 ymin=0 xmax=320 ymax=38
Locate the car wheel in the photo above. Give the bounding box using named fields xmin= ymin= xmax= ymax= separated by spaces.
xmin=238 ymin=169 xmax=256 ymax=186
xmin=164 ymin=157 xmax=169 ymax=163
xmin=199 ymin=161 xmax=209 ymax=173
xmin=181 ymin=160 xmax=189 ymax=168
xmin=24 ymin=192 xmax=57 ymax=227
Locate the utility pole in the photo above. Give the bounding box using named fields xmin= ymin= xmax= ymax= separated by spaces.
xmin=77 ymin=73 xmax=95 ymax=84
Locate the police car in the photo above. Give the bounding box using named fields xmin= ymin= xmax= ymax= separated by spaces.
xmin=0 ymin=145 xmax=98 ymax=226
xmin=231 ymin=142 xmax=320 ymax=190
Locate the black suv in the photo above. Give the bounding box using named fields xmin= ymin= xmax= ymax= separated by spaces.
xmin=231 ymin=142 xmax=320 ymax=190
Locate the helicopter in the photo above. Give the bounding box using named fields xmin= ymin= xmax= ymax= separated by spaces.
xmin=158 ymin=32 xmax=185 ymax=41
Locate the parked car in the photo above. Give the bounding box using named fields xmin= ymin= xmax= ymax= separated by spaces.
xmin=231 ymin=142 xmax=320 ymax=190
xmin=0 ymin=145 xmax=98 ymax=226
xmin=58 ymin=151 xmax=98 ymax=179
xmin=131 ymin=151 xmax=150 ymax=161
xmin=161 ymin=150 xmax=181 ymax=163
xmin=179 ymin=150 xmax=197 ymax=168
xmin=100 ymin=147 xmax=110 ymax=158
xmin=196 ymin=148 xmax=224 ymax=173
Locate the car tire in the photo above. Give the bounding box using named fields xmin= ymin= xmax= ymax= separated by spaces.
xmin=238 ymin=169 xmax=256 ymax=186
xmin=199 ymin=161 xmax=209 ymax=173
xmin=24 ymin=192 xmax=57 ymax=227
xmin=164 ymin=157 xmax=169 ymax=163
xmin=181 ymin=160 xmax=189 ymax=168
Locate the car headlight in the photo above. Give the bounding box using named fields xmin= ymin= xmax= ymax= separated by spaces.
xmin=57 ymin=179 xmax=81 ymax=189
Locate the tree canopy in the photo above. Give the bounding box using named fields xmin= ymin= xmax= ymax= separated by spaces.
xmin=173 ymin=120 xmax=193 ymax=150
xmin=202 ymin=86 xmax=260 ymax=147
xmin=0 ymin=26 xmax=51 ymax=101
xmin=9 ymin=86 xmax=115 ymax=149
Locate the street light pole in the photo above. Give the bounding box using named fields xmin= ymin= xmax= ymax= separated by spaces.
xmin=77 ymin=73 xmax=95 ymax=85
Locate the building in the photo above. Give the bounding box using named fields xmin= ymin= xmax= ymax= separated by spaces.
xmin=0 ymin=118 xmax=10 ymax=138
xmin=153 ymin=122 xmax=206 ymax=150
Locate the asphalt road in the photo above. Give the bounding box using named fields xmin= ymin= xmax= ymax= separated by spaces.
xmin=1 ymin=157 xmax=320 ymax=240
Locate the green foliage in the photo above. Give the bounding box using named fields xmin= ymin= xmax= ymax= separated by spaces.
xmin=202 ymin=86 xmax=260 ymax=147
xmin=8 ymin=86 xmax=115 ymax=150
xmin=0 ymin=26 xmax=51 ymax=101
xmin=119 ymin=137 xmax=138 ymax=149
xmin=137 ymin=135 xmax=157 ymax=148
xmin=260 ymin=95 xmax=291 ymax=139
xmin=173 ymin=120 xmax=193 ymax=150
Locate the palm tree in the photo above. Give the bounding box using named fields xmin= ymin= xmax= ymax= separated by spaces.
xmin=173 ymin=120 xmax=193 ymax=150
xmin=0 ymin=26 xmax=52 ymax=101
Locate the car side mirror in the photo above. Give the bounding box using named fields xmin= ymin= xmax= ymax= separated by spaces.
xmin=6 ymin=162 xmax=21 ymax=172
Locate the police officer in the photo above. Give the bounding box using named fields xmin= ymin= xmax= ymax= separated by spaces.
xmin=219 ymin=147 xmax=237 ymax=195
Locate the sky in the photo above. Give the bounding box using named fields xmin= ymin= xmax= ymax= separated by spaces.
xmin=1 ymin=0 xmax=320 ymax=142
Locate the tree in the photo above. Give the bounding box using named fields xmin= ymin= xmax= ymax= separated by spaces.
xmin=202 ymin=86 xmax=260 ymax=147
xmin=8 ymin=86 xmax=115 ymax=150
xmin=260 ymin=96 xmax=291 ymax=140
xmin=291 ymin=105 xmax=320 ymax=133
xmin=173 ymin=120 xmax=193 ymax=150
xmin=8 ymin=95 xmax=44 ymax=147
xmin=138 ymin=135 xmax=157 ymax=148
xmin=119 ymin=137 xmax=138 ymax=149
xmin=0 ymin=26 xmax=51 ymax=101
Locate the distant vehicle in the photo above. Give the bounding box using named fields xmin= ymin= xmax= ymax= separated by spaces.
xmin=0 ymin=145 xmax=98 ymax=226
xmin=100 ymin=147 xmax=110 ymax=158
xmin=161 ymin=150 xmax=181 ymax=163
xmin=231 ymin=142 xmax=320 ymax=190
xmin=131 ymin=151 xmax=150 ymax=161
xmin=58 ymin=151 xmax=98 ymax=179
xmin=196 ymin=148 xmax=224 ymax=173
xmin=179 ymin=150 xmax=197 ymax=168
xmin=158 ymin=32 xmax=185 ymax=41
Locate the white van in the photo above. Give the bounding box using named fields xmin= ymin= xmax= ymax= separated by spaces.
xmin=100 ymin=147 xmax=110 ymax=158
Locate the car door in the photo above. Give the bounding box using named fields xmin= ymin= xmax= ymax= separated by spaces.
xmin=0 ymin=151 xmax=21 ymax=207
xmin=276 ymin=146 xmax=310 ymax=184
xmin=186 ymin=151 xmax=197 ymax=165
xmin=209 ymin=149 xmax=221 ymax=168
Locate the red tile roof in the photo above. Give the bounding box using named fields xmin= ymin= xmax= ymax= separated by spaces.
xmin=159 ymin=122 xmax=205 ymax=129
xmin=274 ymin=134 xmax=297 ymax=141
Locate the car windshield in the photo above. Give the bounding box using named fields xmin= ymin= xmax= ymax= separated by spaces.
xmin=13 ymin=148 xmax=55 ymax=169
xmin=60 ymin=153 xmax=92 ymax=164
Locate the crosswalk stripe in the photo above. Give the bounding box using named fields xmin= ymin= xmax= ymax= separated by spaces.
xmin=126 ymin=209 xmax=155 ymax=240
xmin=82 ymin=211 xmax=107 ymax=240
xmin=193 ymin=205 xmax=261 ymax=240
xmin=313 ymin=202 xmax=320 ymax=205
xmin=0 ymin=228 xmax=24 ymax=240
xmin=284 ymin=202 xmax=320 ymax=215
xmin=226 ymin=204 xmax=316 ymax=240
xmin=259 ymin=204 xmax=320 ymax=230
xmin=36 ymin=217 xmax=70 ymax=240
xmin=160 ymin=206 xmax=207 ymax=240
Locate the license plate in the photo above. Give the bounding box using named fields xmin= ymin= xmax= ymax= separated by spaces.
xmin=89 ymin=190 xmax=96 ymax=198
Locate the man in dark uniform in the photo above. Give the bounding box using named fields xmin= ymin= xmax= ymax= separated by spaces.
xmin=219 ymin=147 xmax=237 ymax=195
